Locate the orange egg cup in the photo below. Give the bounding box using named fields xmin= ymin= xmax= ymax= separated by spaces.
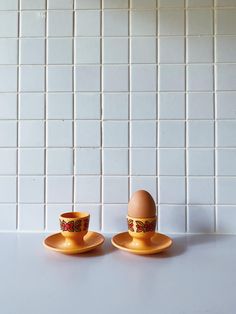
xmin=127 ymin=215 xmax=157 ymax=249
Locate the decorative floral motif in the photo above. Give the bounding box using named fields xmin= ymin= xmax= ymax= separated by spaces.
xmin=136 ymin=220 xmax=156 ymax=233
xmin=127 ymin=219 xmax=134 ymax=232
xmin=127 ymin=218 xmax=156 ymax=233
xmin=60 ymin=218 xmax=89 ymax=232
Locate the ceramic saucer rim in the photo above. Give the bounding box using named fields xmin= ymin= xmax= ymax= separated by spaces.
xmin=44 ymin=231 xmax=105 ymax=254
xmin=111 ymin=231 xmax=173 ymax=255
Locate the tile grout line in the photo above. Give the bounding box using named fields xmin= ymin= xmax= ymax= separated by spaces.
xmin=184 ymin=0 xmax=188 ymax=233
xmin=16 ymin=0 xmax=20 ymax=230
xmin=213 ymin=0 xmax=217 ymax=233
xmin=156 ymin=0 xmax=160 ymax=231
xmin=100 ymin=0 xmax=103 ymax=232
xmin=44 ymin=0 xmax=48 ymax=230
xmin=72 ymin=0 xmax=76 ymax=212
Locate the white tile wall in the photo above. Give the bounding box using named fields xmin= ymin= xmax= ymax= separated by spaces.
xmin=0 ymin=0 xmax=235 ymax=234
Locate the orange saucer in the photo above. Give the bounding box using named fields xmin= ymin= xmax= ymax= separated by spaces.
xmin=111 ymin=232 xmax=172 ymax=255
xmin=44 ymin=231 xmax=105 ymax=254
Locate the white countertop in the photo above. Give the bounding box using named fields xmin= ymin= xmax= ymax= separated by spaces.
xmin=1 ymin=233 xmax=236 ymax=314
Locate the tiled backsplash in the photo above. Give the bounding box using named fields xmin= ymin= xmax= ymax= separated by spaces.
xmin=0 ymin=0 xmax=236 ymax=233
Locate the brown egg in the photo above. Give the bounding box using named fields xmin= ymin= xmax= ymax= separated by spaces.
xmin=128 ymin=190 xmax=156 ymax=218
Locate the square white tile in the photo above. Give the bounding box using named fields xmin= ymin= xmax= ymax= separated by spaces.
xmin=0 ymin=177 xmax=16 ymax=203
xmin=19 ymin=148 xmax=44 ymax=175
xmin=187 ymin=93 xmax=214 ymax=119
xmin=216 ymin=92 xmax=236 ymax=119
xmin=131 ymin=0 xmax=156 ymax=8
xmin=103 ymin=149 xmax=128 ymax=175
xmin=19 ymin=121 xmax=44 ymax=148
xmin=103 ymin=204 xmax=128 ymax=233
xmin=75 ymin=66 xmax=100 ymax=92
xmin=75 ymin=93 xmax=100 ymax=119
xmin=0 ymin=39 xmax=18 ymax=64
xmin=47 ymin=93 xmax=73 ymax=119
xmin=217 ymin=206 xmax=236 ymax=234
xmin=217 ymin=177 xmax=236 ymax=204
xmin=47 ymin=176 xmax=73 ymax=203
xmin=47 ymin=38 xmax=73 ymax=65
xmin=131 ymin=148 xmax=156 ymax=175
xmin=103 ymin=38 xmax=128 ymax=64
xmin=0 ymin=94 xmax=17 ymax=119
xmin=21 ymin=0 xmax=45 ymax=9
xmin=187 ymin=121 xmax=214 ymax=147
xmin=217 ymin=149 xmax=236 ymax=175
xmin=159 ymin=92 xmax=185 ymax=119
xmin=159 ymin=37 xmax=185 ymax=63
xmin=131 ymin=10 xmax=156 ymax=36
xmin=159 ymin=121 xmax=185 ymax=148
xmin=103 ymin=121 xmax=128 ymax=147
xmin=216 ymin=36 xmax=236 ymax=63
xmin=19 ymin=176 xmax=44 ymax=203
xmin=0 ymin=205 xmax=16 ymax=231
xmin=0 ymin=66 xmax=17 ymax=92
xmin=187 ymin=65 xmax=213 ymax=91
xmin=76 ymin=120 xmax=101 ymax=147
xmin=20 ymin=39 xmax=45 ymax=65
xmin=131 ymin=65 xmax=156 ymax=92
xmin=187 ymin=9 xmax=213 ymax=35
xmin=47 ymin=66 xmax=72 ymax=92
xmin=103 ymin=10 xmax=128 ymax=36
xmin=103 ymin=176 xmax=128 ymax=203
xmin=20 ymin=93 xmax=45 ymax=119
xmin=131 ymin=93 xmax=156 ymax=119
xmin=159 ymin=149 xmax=185 ymax=175
xmin=0 ymin=149 xmax=16 ymax=175
xmin=159 ymin=176 xmax=185 ymax=204
xmin=216 ymin=64 xmax=236 ymax=91
xmin=47 ymin=120 xmax=73 ymax=147
xmin=75 ymin=0 xmax=100 ymax=9
xmin=131 ymin=121 xmax=156 ymax=147
xmin=158 ymin=9 xmax=184 ymax=35
xmin=216 ymin=121 xmax=236 ymax=147
xmin=131 ymin=37 xmax=156 ymax=64
xmin=0 ymin=0 xmax=18 ymax=9
xmin=103 ymin=65 xmax=128 ymax=92
xmin=0 ymin=12 xmax=18 ymax=37
xmin=188 ymin=205 xmax=214 ymax=233
xmin=159 ymin=65 xmax=185 ymax=91
xmin=19 ymin=204 xmax=44 ymax=231
xmin=0 ymin=121 xmax=17 ymax=147
xmin=75 ymin=176 xmax=100 ymax=203
xmin=48 ymin=11 xmax=73 ymax=37
xmin=187 ymin=0 xmax=213 ymax=6
xmin=20 ymin=11 xmax=45 ymax=37
xmin=188 ymin=177 xmax=214 ymax=204
xmin=75 ymin=10 xmax=100 ymax=36
xmin=20 ymin=66 xmax=45 ymax=92
xmin=75 ymin=38 xmax=100 ymax=64
xmin=103 ymin=93 xmax=129 ymax=120
xmin=48 ymin=0 xmax=73 ymax=9
xmin=159 ymin=205 xmax=186 ymax=233
xmin=75 ymin=148 xmax=101 ymax=175
xmin=47 ymin=148 xmax=73 ymax=175
xmin=216 ymin=9 xmax=236 ymax=35
xmin=130 ymin=176 xmax=157 ymax=200
xmin=187 ymin=36 xmax=213 ymax=63
xmin=187 ymin=149 xmax=214 ymax=176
